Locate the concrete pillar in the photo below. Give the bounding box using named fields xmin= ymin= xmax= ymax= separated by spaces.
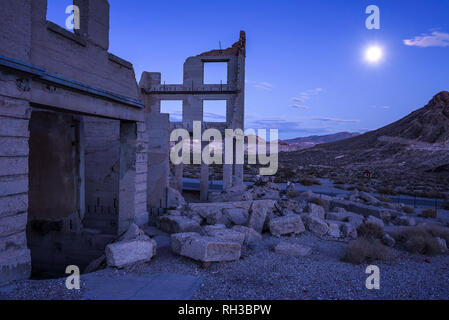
xmin=200 ymin=163 xmax=209 ymax=201
xmin=223 ymin=138 xmax=233 ymax=190
xmin=233 ymin=164 xmax=244 ymax=187
xmin=118 ymin=121 xmax=137 ymax=234
xmin=223 ymin=164 xmax=233 ymax=190
xmin=174 ymin=163 xmax=184 ymax=192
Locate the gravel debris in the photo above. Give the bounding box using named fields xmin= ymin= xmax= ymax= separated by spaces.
xmin=1 ymin=232 xmax=448 ymax=300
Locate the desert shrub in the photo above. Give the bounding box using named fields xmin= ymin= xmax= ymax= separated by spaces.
xmin=343 ymin=238 xmax=394 ymax=265
xmin=377 ymin=195 xmax=392 ymax=203
xmin=404 ymin=235 xmax=442 ymax=255
xmin=300 ymin=177 xmax=321 ymax=186
xmin=388 ymin=225 xmax=449 ymax=255
xmin=424 ymin=224 xmax=449 ymax=244
xmin=420 ymin=209 xmax=437 ymax=219
xmin=355 ymin=185 xmax=371 ymax=193
xmin=310 ymin=197 xmax=326 ymax=207
xmin=402 ymin=206 xmax=415 ymax=214
xmin=357 ymin=222 xmax=384 ymax=240
xmin=442 ymin=201 xmax=449 ymax=210
xmin=376 ymin=187 xmax=398 ymax=196
xmin=287 ymin=190 xmax=301 ymax=199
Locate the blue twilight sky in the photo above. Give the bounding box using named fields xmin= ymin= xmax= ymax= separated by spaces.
xmin=47 ymin=0 xmax=449 ymax=140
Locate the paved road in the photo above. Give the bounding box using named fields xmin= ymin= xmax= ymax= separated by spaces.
xmin=183 ymin=178 xmax=446 ymax=210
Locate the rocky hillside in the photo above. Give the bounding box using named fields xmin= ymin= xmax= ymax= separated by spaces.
xmin=283 ymin=132 xmax=360 ymax=149
xmin=280 ymin=92 xmax=449 ymax=194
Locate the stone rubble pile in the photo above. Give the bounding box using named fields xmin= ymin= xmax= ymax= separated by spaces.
xmin=101 ymin=183 xmax=448 ymax=268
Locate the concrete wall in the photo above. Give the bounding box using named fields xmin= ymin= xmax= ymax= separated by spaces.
xmin=83 ymin=117 xmax=120 ymax=234
xmin=140 ymin=32 xmax=246 ymax=202
xmin=0 ymin=93 xmax=32 ymax=283
xmin=0 ymin=0 xmax=149 ymax=282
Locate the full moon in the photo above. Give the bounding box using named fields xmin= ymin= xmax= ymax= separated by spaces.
xmin=365 ymin=46 xmax=383 ymax=63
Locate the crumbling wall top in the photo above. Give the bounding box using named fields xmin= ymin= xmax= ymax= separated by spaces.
xmin=198 ymin=31 xmax=246 ymax=57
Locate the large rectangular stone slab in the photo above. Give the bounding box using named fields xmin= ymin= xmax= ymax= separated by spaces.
xmin=269 ymin=215 xmax=305 ymax=237
xmin=171 ymin=233 xmax=241 ymax=262
xmin=106 ymin=237 xmax=157 ymax=268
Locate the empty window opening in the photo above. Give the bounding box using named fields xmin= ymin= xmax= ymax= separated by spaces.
xmin=161 ymin=100 xmax=183 ymax=122
xmin=203 ymin=100 xmax=227 ymax=122
xmin=203 ymin=62 xmax=228 ymax=84
xmin=46 ymin=0 xmax=76 ymax=32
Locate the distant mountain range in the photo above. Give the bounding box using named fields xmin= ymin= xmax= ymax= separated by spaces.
xmin=282 ymin=91 xmax=449 ymax=174
xmin=279 ymin=132 xmax=360 ymax=151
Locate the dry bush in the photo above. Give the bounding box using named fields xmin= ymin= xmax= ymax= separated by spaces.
xmin=287 ymin=190 xmax=301 ymax=199
xmin=376 ymin=187 xmax=398 ymax=196
xmin=377 ymin=195 xmax=392 ymax=203
xmin=402 ymin=206 xmax=415 ymax=214
xmin=355 ymin=185 xmax=371 ymax=193
xmin=357 ymin=222 xmax=384 ymax=239
xmin=310 ymin=197 xmax=326 ymax=207
xmin=420 ymin=209 xmax=437 ymax=219
xmin=343 ymin=238 xmax=394 ymax=265
xmin=300 ymin=177 xmax=321 ymax=186
xmin=388 ymin=225 xmax=449 ymax=255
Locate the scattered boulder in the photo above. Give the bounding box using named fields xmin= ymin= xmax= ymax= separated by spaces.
xmin=204 ymin=227 xmax=245 ymax=245
xmin=325 ymin=211 xmax=364 ymax=228
xmin=306 ymin=203 xmax=325 ymax=219
xmin=435 ymin=237 xmax=448 ymax=253
xmin=381 ymin=233 xmax=396 ymax=247
xmin=231 ymin=226 xmax=262 ymax=245
xmin=157 ymin=215 xmax=202 ymax=234
xmin=209 ymin=185 xmax=253 ymax=202
xmin=268 ymin=215 xmax=305 ymax=237
xmin=171 ymin=233 xmax=241 ymax=262
xmin=167 ymin=187 xmax=187 ymax=209
xmin=119 ymin=223 xmax=145 ymax=241
xmin=274 ymin=242 xmax=311 ymax=257
xmin=366 ymin=216 xmax=385 ymax=229
xmin=359 ymin=191 xmax=380 ymax=205
xmin=248 ymin=203 xmax=268 ymax=233
xmin=302 ymin=215 xmax=329 ymax=236
xmin=394 ymin=216 xmax=417 ymax=227
xmin=105 ymin=236 xmax=157 ymax=268
xmin=223 ymin=208 xmax=249 ymax=226
xmin=327 ymin=221 xmax=341 ymax=238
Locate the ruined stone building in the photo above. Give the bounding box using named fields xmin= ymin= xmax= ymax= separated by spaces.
xmin=0 ymin=0 xmax=246 ymax=283
xmin=140 ymin=32 xmax=246 ymax=201
xmin=0 ymin=0 xmax=154 ymax=282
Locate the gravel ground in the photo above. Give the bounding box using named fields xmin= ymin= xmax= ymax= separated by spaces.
xmin=2 ymin=232 xmax=448 ymax=300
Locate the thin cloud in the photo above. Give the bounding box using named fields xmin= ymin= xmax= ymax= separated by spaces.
xmin=291 ymin=88 xmax=323 ymax=103
xmin=371 ymin=105 xmax=391 ymax=109
xmin=291 ymin=104 xmax=309 ymax=110
xmin=311 ymin=117 xmax=360 ymax=123
xmin=404 ymin=31 xmax=449 ymax=48
xmin=246 ymin=80 xmax=274 ymax=91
